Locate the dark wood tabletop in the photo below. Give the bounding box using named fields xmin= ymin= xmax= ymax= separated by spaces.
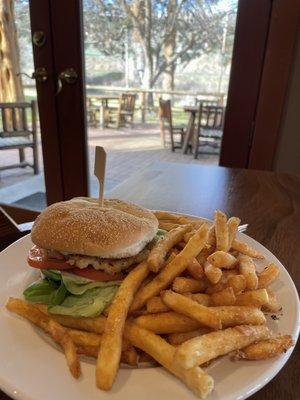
xmin=109 ymin=161 xmax=300 ymax=400
xmin=1 ymin=162 xmax=299 ymax=400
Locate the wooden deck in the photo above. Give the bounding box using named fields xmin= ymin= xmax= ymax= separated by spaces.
xmin=0 ymin=123 xmax=219 ymax=206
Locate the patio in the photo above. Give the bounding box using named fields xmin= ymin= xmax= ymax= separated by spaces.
xmin=0 ymin=123 xmax=219 ymax=210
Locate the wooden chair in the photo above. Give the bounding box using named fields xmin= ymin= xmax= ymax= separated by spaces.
xmin=193 ymin=103 xmax=225 ymax=159
xmin=103 ymin=93 xmax=136 ymax=128
xmin=86 ymin=97 xmax=99 ymax=127
xmin=159 ymin=98 xmax=186 ymax=151
xmin=195 ymin=99 xmax=220 ymax=107
xmin=0 ymin=101 xmax=39 ymax=174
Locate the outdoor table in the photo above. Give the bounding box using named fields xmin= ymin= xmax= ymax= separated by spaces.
xmin=96 ymin=95 xmax=120 ymax=127
xmin=182 ymin=105 xmax=198 ymax=154
xmin=108 ymin=161 xmax=300 ymax=400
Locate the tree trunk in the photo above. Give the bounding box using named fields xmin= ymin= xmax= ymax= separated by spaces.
xmin=0 ymin=0 xmax=24 ymax=102
xmin=162 ymin=0 xmax=177 ymax=97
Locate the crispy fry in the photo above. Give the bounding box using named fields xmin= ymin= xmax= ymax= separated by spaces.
xmin=134 ymin=305 xmax=266 ymax=334
xmin=187 ymin=258 xmax=205 ymax=279
xmin=146 ymin=296 xmax=170 ymax=313
xmin=227 ymin=217 xmax=241 ymax=248
xmin=161 ymin=290 xmax=222 ymax=330
xmin=154 ymin=210 xmax=190 ymax=224
xmin=232 ymin=239 xmax=264 ymax=259
xmin=212 ymin=306 xmax=266 ymax=327
xmin=35 ymin=304 xmax=107 ymax=334
xmin=207 ymin=251 xmax=237 ymax=269
xmin=184 ymin=293 xmax=211 ymax=307
xmin=6 ymin=298 xmax=80 ymax=378
xmin=227 ymin=274 xmax=246 ymax=294
xmin=121 ymin=346 xmax=138 ymax=367
xmin=130 ymin=224 xmax=209 ymax=312
xmin=68 ymin=329 xmax=102 ymax=347
xmin=214 ymin=210 xmax=229 ymax=251
xmin=77 ymin=345 xmax=99 ymax=358
xmin=175 ymin=325 xmax=271 ymax=369
xmin=138 ymin=351 xmax=158 ymax=365
xmin=168 ymin=329 xmax=211 ymax=345
xmin=124 ymin=321 xmax=214 ymax=399
xmin=210 ymin=287 xmax=236 ymax=306
xmin=173 ymin=277 xmax=208 ymax=294
xmin=204 ymin=263 xmax=222 ymax=284
xmin=258 ymin=263 xmax=280 ymax=288
xmin=235 ymin=335 xmax=293 ymax=360
xmin=148 ymin=225 xmax=191 ymax=272
xmin=235 ymin=289 xmax=269 ymax=307
xmin=96 ymin=261 xmax=149 ymax=390
xmin=159 ymin=222 xmax=181 ymax=231
xmin=262 ymin=288 xmax=282 ymax=312
xmin=239 ymin=255 xmax=258 ymax=290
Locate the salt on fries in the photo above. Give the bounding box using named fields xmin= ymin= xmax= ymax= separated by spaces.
xmin=6 ymin=210 xmax=294 ymax=399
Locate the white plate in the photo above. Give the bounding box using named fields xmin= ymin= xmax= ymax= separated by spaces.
xmin=0 ymin=218 xmax=299 ymax=400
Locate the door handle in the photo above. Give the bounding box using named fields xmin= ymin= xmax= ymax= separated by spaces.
xmin=56 ymin=68 xmax=78 ymax=95
xmin=17 ymin=67 xmax=48 ymax=83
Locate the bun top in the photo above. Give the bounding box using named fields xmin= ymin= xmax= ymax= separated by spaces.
xmin=31 ymin=198 xmax=158 ymax=258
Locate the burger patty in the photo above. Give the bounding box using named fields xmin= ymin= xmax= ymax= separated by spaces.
xmin=66 ymin=247 xmax=150 ymax=274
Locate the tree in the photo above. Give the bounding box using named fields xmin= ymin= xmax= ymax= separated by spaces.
xmin=0 ymin=0 xmax=24 ymax=102
xmin=84 ymin=0 xmax=232 ymax=100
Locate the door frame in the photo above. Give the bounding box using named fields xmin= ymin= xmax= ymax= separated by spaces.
xmin=220 ymin=0 xmax=300 ymax=170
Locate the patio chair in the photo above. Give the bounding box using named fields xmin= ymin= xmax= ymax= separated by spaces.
xmin=159 ymin=98 xmax=187 ymax=151
xmin=193 ymin=103 xmax=225 ymax=159
xmin=195 ymin=99 xmax=220 ymax=107
xmin=0 ymin=101 xmax=39 ymax=174
xmin=103 ymin=93 xmax=136 ymax=128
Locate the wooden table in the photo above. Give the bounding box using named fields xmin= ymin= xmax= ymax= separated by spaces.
xmin=182 ymin=105 xmax=198 ymax=154
xmin=1 ymin=162 xmax=299 ymax=400
xmin=109 ymin=161 xmax=300 ymax=400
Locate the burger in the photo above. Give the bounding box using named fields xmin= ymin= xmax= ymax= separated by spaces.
xmin=23 ymin=197 xmax=159 ymax=317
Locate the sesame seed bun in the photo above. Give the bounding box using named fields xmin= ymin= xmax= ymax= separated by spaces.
xmin=31 ymin=198 xmax=158 ymax=258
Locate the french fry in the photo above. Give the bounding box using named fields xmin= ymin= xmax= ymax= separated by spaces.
xmin=187 ymin=258 xmax=205 ymax=279
xmin=173 ymin=277 xmax=208 ymax=293
xmin=121 ymin=346 xmax=138 ymax=367
xmin=235 ymin=289 xmax=269 ymax=307
xmin=232 ymin=239 xmax=264 ymax=259
xmin=227 ymin=274 xmax=246 ymax=294
xmin=258 ymin=263 xmax=280 ymax=288
xmin=235 ymin=335 xmax=293 ymax=360
xmin=135 ymin=304 xmax=266 ymax=334
xmin=96 ymin=261 xmax=149 ymax=390
xmin=138 ymin=351 xmax=158 ymax=365
xmin=161 ymin=290 xmax=222 ymax=330
xmin=227 ymin=217 xmax=241 ymax=248
xmin=184 ymin=230 xmax=196 ymax=243
xmin=159 ymin=222 xmax=181 ymax=231
xmin=185 ymin=293 xmax=211 ymax=307
xmin=214 ymin=210 xmax=229 ymax=251
xmin=68 ymin=329 xmax=102 ymax=347
xmin=207 ymin=251 xmax=237 ymax=269
xmin=77 ymin=345 xmax=99 ymax=358
xmin=210 ymin=287 xmax=236 ymax=306
xmin=212 ymin=306 xmax=266 ymax=327
xmin=239 ymin=255 xmax=258 ymax=290
xmin=130 ymin=224 xmax=209 ymax=312
xmin=124 ymin=321 xmax=214 ymax=399
xmin=175 ymin=325 xmax=271 ymax=369
xmin=146 ymin=296 xmax=170 ymax=313
xmin=207 ymin=225 xmax=216 ymax=247
xmin=35 ymin=304 xmax=107 ymax=334
xmin=147 ymin=225 xmax=191 ymax=272
xmin=204 ymin=263 xmax=222 ymax=284
xmin=6 ymin=298 xmax=80 ymax=378
xmin=153 ymin=210 xmax=190 ymax=224
xmin=168 ymin=329 xmax=211 ymax=345
xmin=134 ymin=312 xmax=200 ymax=334
xmin=262 ymin=288 xmax=282 ymax=312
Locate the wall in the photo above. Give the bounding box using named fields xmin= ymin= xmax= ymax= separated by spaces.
xmin=273 ymin=28 xmax=300 ymax=174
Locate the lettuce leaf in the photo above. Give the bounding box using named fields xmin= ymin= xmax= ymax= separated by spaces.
xmin=23 ymin=269 xmax=120 ymax=317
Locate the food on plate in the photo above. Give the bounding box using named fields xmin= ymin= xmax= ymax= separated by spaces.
xmin=5 ymin=204 xmax=295 ymax=399
xmin=23 ymin=197 xmax=158 ymax=317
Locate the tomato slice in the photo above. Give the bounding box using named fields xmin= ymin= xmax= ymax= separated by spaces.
xmin=28 ymin=246 xmax=72 ymax=270
xmin=27 ymin=246 xmax=123 ymax=281
xmin=70 ymin=267 xmax=123 ymax=282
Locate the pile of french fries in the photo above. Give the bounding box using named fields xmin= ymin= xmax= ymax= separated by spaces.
xmin=6 ymin=210 xmax=294 ymax=399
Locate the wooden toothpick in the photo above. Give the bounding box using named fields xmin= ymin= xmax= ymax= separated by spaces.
xmin=94 ymin=146 xmax=106 ymax=207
